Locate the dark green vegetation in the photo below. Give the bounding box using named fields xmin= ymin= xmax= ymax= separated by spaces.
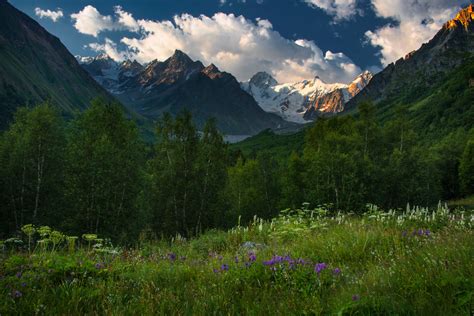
xmin=1 ymin=205 xmax=472 ymax=315
xmin=1 ymin=95 xmax=474 ymax=241
xmin=0 ymin=1 xmax=112 ymax=130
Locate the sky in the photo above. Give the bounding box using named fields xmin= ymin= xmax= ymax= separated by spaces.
xmin=9 ymin=0 xmax=472 ymax=84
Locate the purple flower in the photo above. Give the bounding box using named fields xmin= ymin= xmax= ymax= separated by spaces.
xmin=168 ymin=253 xmax=176 ymax=261
xmin=332 ymin=268 xmax=341 ymax=276
xmin=248 ymin=252 xmax=256 ymax=262
xmin=263 ymin=259 xmax=275 ymax=266
xmin=13 ymin=290 xmax=22 ymax=298
xmin=213 ymin=268 xmax=219 ymax=274
xmin=425 ymin=229 xmax=431 ymax=236
xmin=418 ymin=229 xmax=424 ymax=236
xmin=21 ymin=282 xmax=27 ymax=287
xmin=352 ymin=294 xmax=360 ymax=301
xmin=221 ymin=264 xmax=229 ymax=271
xmin=95 ymin=263 xmax=104 ymax=269
xmin=245 ymin=262 xmax=252 ymax=268
xmin=297 ymin=258 xmax=306 ymax=265
xmin=315 ymin=263 xmax=327 ymax=274
xmin=16 ymin=272 xmax=22 ymax=278
xmin=402 ymin=231 xmax=407 ymax=237
xmin=218 ymin=255 xmax=223 ymax=261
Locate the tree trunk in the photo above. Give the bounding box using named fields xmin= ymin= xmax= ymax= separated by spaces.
xmin=33 ymin=141 xmax=44 ymax=220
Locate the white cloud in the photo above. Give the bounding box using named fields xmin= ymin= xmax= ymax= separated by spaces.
xmin=366 ymin=0 xmax=466 ymax=65
xmin=114 ymin=6 xmax=140 ymax=32
xmin=84 ymin=8 xmax=361 ymax=83
xmin=70 ymin=5 xmax=139 ymax=37
xmin=35 ymin=7 xmax=64 ymax=22
xmin=88 ymin=38 xmax=127 ymax=61
xmin=71 ymin=5 xmax=115 ymax=37
xmin=303 ymin=0 xmax=359 ymax=21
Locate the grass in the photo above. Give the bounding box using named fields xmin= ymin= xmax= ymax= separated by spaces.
xmin=449 ymin=195 xmax=474 ymax=209
xmin=0 ymin=205 xmax=473 ymax=315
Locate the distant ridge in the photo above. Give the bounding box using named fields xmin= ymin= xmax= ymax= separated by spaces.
xmin=346 ymin=4 xmax=474 ymax=111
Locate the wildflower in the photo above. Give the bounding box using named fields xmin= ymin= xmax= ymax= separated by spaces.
xmin=13 ymin=290 xmax=22 ymax=298
xmin=245 ymin=262 xmax=252 ymax=268
xmin=221 ymin=264 xmax=229 ymax=271
xmin=418 ymin=229 xmax=424 ymax=236
xmin=332 ymin=268 xmax=341 ymax=276
xmin=315 ymin=263 xmax=327 ymax=275
xmin=95 ymin=263 xmax=104 ymax=269
xmin=168 ymin=253 xmax=176 ymax=261
xmin=21 ymin=282 xmax=27 ymax=287
xmin=352 ymin=294 xmax=360 ymax=301
xmin=425 ymin=229 xmax=431 ymax=236
xmin=213 ymin=268 xmax=219 ymax=274
xmin=16 ymin=272 xmax=22 ymax=278
xmin=248 ymin=252 xmax=256 ymax=262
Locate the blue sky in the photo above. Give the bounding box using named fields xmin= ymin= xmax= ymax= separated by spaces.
xmin=9 ymin=0 xmax=471 ymax=83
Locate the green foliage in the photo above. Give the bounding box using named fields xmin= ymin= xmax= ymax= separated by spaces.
xmin=150 ymin=112 xmax=229 ymax=237
xmin=0 ymin=103 xmax=65 ymax=235
xmin=65 ymin=99 xmax=145 ymax=241
xmin=224 ymin=153 xmax=280 ymax=226
xmin=459 ymin=139 xmax=474 ymax=196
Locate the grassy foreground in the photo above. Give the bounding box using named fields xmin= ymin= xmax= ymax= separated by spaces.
xmin=1 ymin=205 xmax=473 ymax=315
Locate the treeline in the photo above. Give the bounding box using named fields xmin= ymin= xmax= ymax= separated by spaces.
xmin=0 ymin=100 xmax=473 ymax=241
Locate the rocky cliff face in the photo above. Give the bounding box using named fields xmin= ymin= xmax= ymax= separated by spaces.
xmin=346 ymin=5 xmax=474 ymax=111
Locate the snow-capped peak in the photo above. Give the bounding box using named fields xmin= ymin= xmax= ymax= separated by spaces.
xmin=248 ymin=72 xmax=278 ymax=89
xmin=242 ymin=71 xmax=373 ymax=123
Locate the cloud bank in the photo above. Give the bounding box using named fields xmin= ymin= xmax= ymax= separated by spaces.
xmin=71 ymin=6 xmax=362 ymax=84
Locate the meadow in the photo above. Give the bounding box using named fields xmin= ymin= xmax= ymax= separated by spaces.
xmin=0 ymin=204 xmax=473 ymax=315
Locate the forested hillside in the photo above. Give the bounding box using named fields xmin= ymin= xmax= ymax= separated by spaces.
xmin=1 ymin=94 xmax=473 ymax=240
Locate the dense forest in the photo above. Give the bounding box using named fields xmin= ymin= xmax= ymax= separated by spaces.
xmin=0 ymin=96 xmax=473 ymax=242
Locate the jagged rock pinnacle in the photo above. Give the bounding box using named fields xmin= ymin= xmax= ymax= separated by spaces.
xmin=445 ymin=4 xmax=473 ymax=30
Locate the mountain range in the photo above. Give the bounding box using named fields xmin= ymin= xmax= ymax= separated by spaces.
xmin=78 ymin=51 xmax=293 ymax=135
xmin=241 ymin=71 xmax=372 ymax=123
xmin=236 ymin=4 xmax=474 ymax=153
xmin=0 ymin=0 xmax=472 ymax=140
